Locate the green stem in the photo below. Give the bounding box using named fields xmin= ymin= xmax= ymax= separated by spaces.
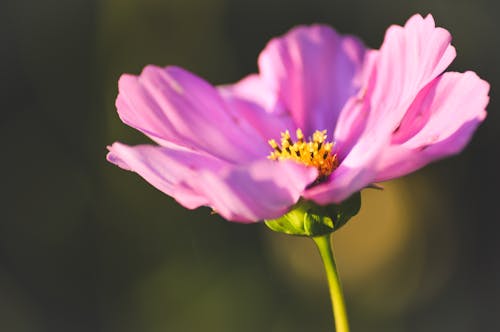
xmin=313 ymin=234 xmax=350 ymax=332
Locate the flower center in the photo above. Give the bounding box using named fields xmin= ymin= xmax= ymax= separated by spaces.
xmin=268 ymin=129 xmax=338 ymax=178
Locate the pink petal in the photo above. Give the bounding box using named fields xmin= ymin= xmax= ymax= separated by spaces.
xmin=218 ymin=74 xmax=296 ymax=142
xmin=365 ymin=14 xmax=456 ymax=135
xmin=305 ymin=14 xmax=463 ymax=204
xmin=258 ymin=24 xmax=367 ymax=136
xmin=374 ymin=71 xmax=489 ymax=181
xmin=333 ymin=49 xmax=379 ymax=159
xmin=107 ymin=142 xmax=318 ymax=223
xmin=107 ymin=142 xmax=223 ymax=209
xmin=116 ymin=65 xmax=269 ymax=163
xmin=195 ymin=159 xmax=318 ymax=222
xmin=219 ymin=74 xmax=285 ymax=115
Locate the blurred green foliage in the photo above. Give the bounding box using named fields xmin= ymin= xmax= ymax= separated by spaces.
xmin=1 ymin=0 xmax=499 ymax=331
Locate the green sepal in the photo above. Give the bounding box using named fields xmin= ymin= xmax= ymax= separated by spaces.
xmin=265 ymin=192 xmax=361 ymax=237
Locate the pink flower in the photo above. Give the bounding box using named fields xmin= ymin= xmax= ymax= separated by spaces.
xmin=107 ymin=14 xmax=489 ymax=223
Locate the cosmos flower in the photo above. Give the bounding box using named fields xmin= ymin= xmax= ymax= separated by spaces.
xmin=107 ymin=14 xmax=489 ymax=222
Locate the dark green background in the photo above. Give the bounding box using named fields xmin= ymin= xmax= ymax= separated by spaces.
xmin=2 ymin=0 xmax=499 ymax=331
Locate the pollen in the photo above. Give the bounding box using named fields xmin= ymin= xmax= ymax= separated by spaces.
xmin=268 ymin=129 xmax=339 ymax=178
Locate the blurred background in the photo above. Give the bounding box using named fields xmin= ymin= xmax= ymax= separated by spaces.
xmin=1 ymin=0 xmax=499 ymax=331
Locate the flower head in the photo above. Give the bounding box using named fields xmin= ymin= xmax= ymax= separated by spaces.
xmin=107 ymin=14 xmax=489 ymax=223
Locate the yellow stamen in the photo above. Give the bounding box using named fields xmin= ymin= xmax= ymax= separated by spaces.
xmin=268 ymin=129 xmax=339 ymax=178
